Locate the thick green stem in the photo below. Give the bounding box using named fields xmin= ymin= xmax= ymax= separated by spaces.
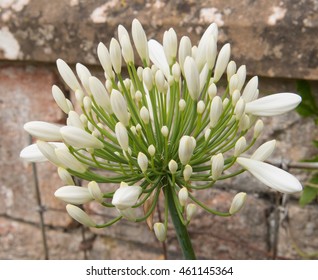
xmin=165 ymin=183 xmax=196 ymax=260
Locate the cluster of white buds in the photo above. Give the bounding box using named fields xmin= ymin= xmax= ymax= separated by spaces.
xmin=20 ymin=19 xmax=302 ymax=242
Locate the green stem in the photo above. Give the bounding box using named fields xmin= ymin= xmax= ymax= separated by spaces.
xmin=165 ymin=182 xmax=196 ymax=260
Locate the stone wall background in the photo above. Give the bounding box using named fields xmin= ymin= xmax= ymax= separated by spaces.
xmin=0 ymin=0 xmax=318 ymax=260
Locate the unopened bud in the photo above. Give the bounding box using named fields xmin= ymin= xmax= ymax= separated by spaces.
xmin=178 ymin=187 xmax=188 ymax=206
xmin=154 ymin=222 xmax=166 ymax=242
xmin=138 ymin=152 xmax=149 ymax=172
xmin=234 ymin=137 xmax=247 ymax=157
xmin=229 ymin=192 xmax=247 ymax=215
xmin=148 ymin=145 xmax=156 ymax=157
xmin=183 ymin=164 xmax=193 ymax=182
xmin=66 ymin=204 xmax=96 ymax=227
xmin=168 ymin=160 xmax=178 ymax=174
xmin=186 ymin=203 xmax=197 ymax=221
xmin=211 ymin=153 xmax=224 ymax=180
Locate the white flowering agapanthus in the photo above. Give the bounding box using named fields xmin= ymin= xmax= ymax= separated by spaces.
xmin=20 ymin=19 xmax=302 ymax=243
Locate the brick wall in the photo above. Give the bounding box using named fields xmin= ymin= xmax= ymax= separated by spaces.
xmin=1 ymin=0 xmax=318 ymax=260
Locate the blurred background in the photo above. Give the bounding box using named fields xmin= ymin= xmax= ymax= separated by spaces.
xmin=0 ymin=0 xmax=318 ymax=259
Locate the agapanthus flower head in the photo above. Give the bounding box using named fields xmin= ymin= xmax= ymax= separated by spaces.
xmin=21 ymin=19 xmax=302 ymax=241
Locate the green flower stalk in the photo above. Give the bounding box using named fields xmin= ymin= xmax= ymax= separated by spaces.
xmin=20 ymin=19 xmax=303 ymax=259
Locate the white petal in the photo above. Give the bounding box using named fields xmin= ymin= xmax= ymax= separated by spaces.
xmin=20 ymin=143 xmax=48 ymax=162
xmin=24 ymin=121 xmax=62 ymax=141
xmin=251 ymin=140 xmax=276 ymax=161
xmin=112 ymin=185 xmax=142 ymax=210
xmin=60 ymin=126 xmax=104 ymax=149
xmin=66 ymin=204 xmax=96 ymax=227
xmin=237 ymin=157 xmax=302 ymax=194
xmin=148 ymin=39 xmax=170 ymax=78
xmin=55 ymin=186 xmax=93 ymax=204
xmin=20 ymin=142 xmax=66 ymax=162
xmin=245 ymin=93 xmax=302 ymax=116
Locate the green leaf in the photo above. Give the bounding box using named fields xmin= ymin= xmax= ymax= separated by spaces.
xmin=299 ymin=186 xmax=318 ymax=207
xmin=296 ymin=80 xmax=318 ymax=118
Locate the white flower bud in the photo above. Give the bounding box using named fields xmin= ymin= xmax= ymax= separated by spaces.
xmin=178 ymin=187 xmax=188 ymax=206
xmin=136 ymin=123 xmax=142 ymax=133
xmin=110 ymin=89 xmax=130 ymax=126
xmin=234 ymin=136 xmax=247 ymax=157
xmin=242 ymin=76 xmax=259 ymax=102
xmin=236 ymin=157 xmax=302 ymax=194
xmin=66 ymin=204 xmax=96 ymax=227
xmin=229 ymin=74 xmax=238 ymax=95
xmin=112 ymin=184 xmax=142 ymax=210
xmin=52 ymin=85 xmax=70 ymax=114
xmin=186 ymin=203 xmax=197 ymax=221
xmin=178 ymin=36 xmax=192 ymax=74
xmin=132 ymin=19 xmax=149 ymax=64
xmin=213 ymin=43 xmax=231 ymax=82
xmin=135 ymin=90 xmax=142 ymax=102
xmin=184 ymin=56 xmax=200 ymax=100
xmin=206 ymin=36 xmax=217 ymax=70
xmin=76 ymin=63 xmax=91 ymax=92
xmin=140 ymin=106 xmax=150 ymax=124
xmin=197 ymin=100 xmax=206 ymax=114
xmin=20 ymin=143 xmax=49 ymax=163
xmin=163 ymin=28 xmax=177 ymax=65
xmin=66 ymin=99 xmax=74 ymax=112
xmin=245 ymin=93 xmax=301 ymax=117
xmin=120 ymin=34 xmax=134 ymax=64
xmin=168 ymin=160 xmax=178 ymax=174
xmin=115 ymin=122 xmax=129 ymax=151
xmin=55 ymin=148 xmax=87 ymax=173
xmin=88 ymin=76 xmax=113 ymax=114
xmin=83 ymin=96 xmax=92 ymax=112
xmin=143 ymin=67 xmax=153 ymax=91
xmin=209 ymin=96 xmax=223 ymax=128
xmin=97 ymin=42 xmax=114 ymax=80
xmin=172 ymin=62 xmax=181 ymax=81
xmin=239 ymin=114 xmax=250 ymax=131
xmin=211 ymin=153 xmax=224 ymax=180
xmin=75 ymin=89 xmax=84 ymax=104
xmin=109 ymin=38 xmax=122 ymax=74
xmin=251 ymin=140 xmax=276 ymax=161
xmin=234 ymin=98 xmax=245 ymax=120
xmin=36 ymin=141 xmax=65 ymax=166
xmin=137 ymin=152 xmax=149 ymax=172
xmin=204 ymin=128 xmax=211 ymax=141
xmin=60 ymin=126 xmax=104 ymax=149
xmin=227 ymin=60 xmax=236 ymax=81
xmin=57 ymin=167 xmax=75 ymax=185
xmin=229 ymin=192 xmax=247 ymax=215
xmin=179 ymin=99 xmax=186 ymax=111
xmin=208 ymin=83 xmax=217 ymax=99
xmin=223 ymin=97 xmax=230 ymax=109
xmin=161 ymin=126 xmax=169 ymax=137
xmin=54 ymin=186 xmax=93 ymax=205
xmin=105 ymin=79 xmax=113 ymax=92
xmin=24 ymin=121 xmax=62 ymax=141
xmin=148 ymin=145 xmax=156 ymax=157
xmin=130 ymin=125 xmax=137 ymax=135
xmin=253 ymin=119 xmax=264 ymax=138
xmin=80 ymin=114 xmax=88 ymax=127
xmin=178 ymin=136 xmax=196 ymax=165
xmin=155 ymin=70 xmax=166 ymax=92
xmin=231 ymin=89 xmax=241 ymax=106
xmin=154 ymin=222 xmax=166 ymax=242
xmin=236 ymin=65 xmax=246 ymax=91
xmin=56 ymin=59 xmax=81 ymax=91
xmin=88 ymin=181 xmax=103 ymax=203
xmin=183 ymin=164 xmax=193 ymax=182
